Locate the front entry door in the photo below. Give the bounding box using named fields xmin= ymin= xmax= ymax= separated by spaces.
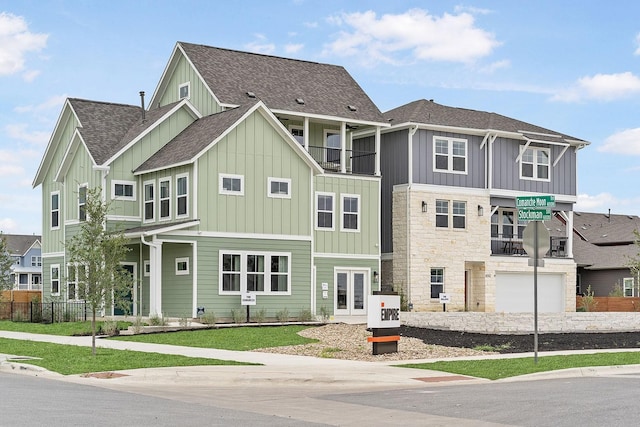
xmin=335 ymin=270 xmax=367 ymax=315
xmin=114 ymin=263 xmax=136 ymax=316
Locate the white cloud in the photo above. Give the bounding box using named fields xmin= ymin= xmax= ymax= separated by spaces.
xmin=598 ymin=128 xmax=640 ymax=155
xmin=0 ymin=164 xmax=24 ymax=177
xmin=0 ymin=217 xmax=18 ymax=233
xmin=576 ymin=192 xmax=640 ymax=216
xmin=14 ymin=94 xmax=67 ymax=113
xmin=478 ymin=59 xmax=510 ymax=74
xmin=552 ymin=72 xmax=640 ymax=102
xmin=635 ymin=33 xmax=640 ymax=55
xmin=304 ymin=21 xmax=319 ymax=28
xmin=5 ymin=123 xmax=51 ymax=145
xmin=0 ymin=12 xmax=48 ymax=76
xmin=244 ymin=34 xmax=275 ymax=55
xmin=323 ymin=9 xmax=500 ymax=65
xmin=454 ymin=5 xmax=492 ymax=15
xmin=284 ymin=43 xmax=304 ymax=54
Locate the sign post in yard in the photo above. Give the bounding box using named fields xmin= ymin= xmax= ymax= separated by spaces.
xmin=518 ymin=195 xmax=554 ymax=364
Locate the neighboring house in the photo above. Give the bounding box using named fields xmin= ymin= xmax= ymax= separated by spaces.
xmin=550 ymin=211 xmax=640 ymax=297
xmin=33 ymin=42 xmax=388 ymax=319
xmin=3 ymin=234 xmax=42 ymax=291
xmin=355 ymin=99 xmax=589 ymax=313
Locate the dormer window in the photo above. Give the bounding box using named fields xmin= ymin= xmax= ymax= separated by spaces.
xmin=179 ymin=82 xmax=190 ymax=99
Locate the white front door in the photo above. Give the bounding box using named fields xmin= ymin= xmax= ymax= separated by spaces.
xmin=334 ymin=270 xmax=368 ymax=315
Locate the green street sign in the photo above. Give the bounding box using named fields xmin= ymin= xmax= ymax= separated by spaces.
xmin=516 ymin=195 xmax=556 ymax=209
xmin=518 ymin=208 xmax=551 ymax=221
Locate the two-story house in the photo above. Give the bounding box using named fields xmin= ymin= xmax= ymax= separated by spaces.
xmin=2 ymin=234 xmax=42 ymax=291
xmin=33 ymin=42 xmax=387 ymax=319
xmin=357 ymin=99 xmax=589 ymax=313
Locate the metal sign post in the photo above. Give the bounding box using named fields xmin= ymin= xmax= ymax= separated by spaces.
xmin=533 ymin=222 xmax=539 ymax=364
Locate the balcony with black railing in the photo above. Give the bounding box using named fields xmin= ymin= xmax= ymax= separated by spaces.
xmin=491 ymin=233 xmax=568 ymax=257
xmin=307 ymin=145 xmax=376 ymax=175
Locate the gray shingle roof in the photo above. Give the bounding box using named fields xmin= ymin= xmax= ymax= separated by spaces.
xmin=383 ymin=99 xmax=587 ymax=144
xmin=69 ymin=99 xmax=181 ymax=165
xmin=179 ymin=42 xmax=386 ymax=124
xmin=135 ymin=102 xmax=256 ymax=173
xmin=2 ymin=234 xmax=40 ymax=256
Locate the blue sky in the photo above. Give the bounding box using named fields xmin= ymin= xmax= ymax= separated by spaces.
xmin=1 ymin=0 xmax=639 ymax=235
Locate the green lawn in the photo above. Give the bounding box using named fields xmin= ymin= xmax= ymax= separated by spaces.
xmin=0 ymin=337 xmax=253 ymax=375
xmin=112 ymin=325 xmax=318 ymax=350
xmin=398 ymin=352 xmax=640 ymax=380
xmin=0 ymin=320 xmax=131 ymax=336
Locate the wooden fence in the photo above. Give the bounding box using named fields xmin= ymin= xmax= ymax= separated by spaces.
xmin=1 ymin=290 xmax=42 ymax=303
xmin=576 ymin=296 xmax=640 ymax=312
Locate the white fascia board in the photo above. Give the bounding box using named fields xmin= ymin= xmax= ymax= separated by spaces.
xmin=322 ymin=171 xmax=381 ymax=182
xmin=104 ymin=99 xmax=201 ymax=167
xmin=403 ymin=183 xmax=490 ymax=197
xmin=33 ymin=100 xmax=75 ymax=187
xmin=124 ymin=220 xmax=201 ymax=239
xmin=133 ymin=159 xmax=193 ymax=176
xmin=53 ymin=130 xmax=96 ymax=183
xmin=268 ymin=108 xmax=390 ymax=128
xmin=490 ymin=188 xmax=578 ymax=204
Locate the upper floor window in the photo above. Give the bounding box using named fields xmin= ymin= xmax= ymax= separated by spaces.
xmin=341 ymin=194 xmax=360 ymax=232
xmin=179 ymin=82 xmax=190 ymax=100
xmin=434 ymin=137 xmax=467 ymax=173
xmin=78 ymin=184 xmax=87 ymax=221
xmin=159 ymin=178 xmax=171 ymax=220
xmin=521 ymin=146 xmax=550 ymax=181
xmin=435 ymin=199 xmax=449 ymax=227
xmin=31 ymin=256 xmax=42 ymax=267
xmin=220 ymin=173 xmax=244 ymax=195
xmin=144 ymin=181 xmax=155 ymax=222
xmin=268 ymin=177 xmax=291 ymax=199
xmin=316 ymin=192 xmax=334 ymax=230
xmin=289 ymin=125 xmax=304 ymax=145
xmin=176 ymin=174 xmax=188 ymax=217
xmin=491 ymin=209 xmax=526 ymax=239
xmin=324 ymin=130 xmax=342 ymax=164
xmin=112 ymin=180 xmax=136 ymax=201
xmin=51 ymin=191 xmax=60 ymax=229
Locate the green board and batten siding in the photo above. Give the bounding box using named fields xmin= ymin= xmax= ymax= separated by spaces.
xmin=157 ymin=53 xmax=222 ymax=116
xmin=196 ymin=109 xmax=313 ymax=235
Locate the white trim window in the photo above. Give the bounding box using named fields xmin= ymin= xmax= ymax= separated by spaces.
xmin=66 ymin=264 xmax=85 ymax=301
xmin=452 ymin=201 xmax=466 ymax=229
xmin=112 ymin=180 xmax=136 ymax=201
xmin=143 ymin=260 xmax=150 ymax=277
xmin=143 ymin=181 xmax=155 ymax=222
xmin=520 ymin=146 xmax=550 ymax=181
xmin=219 ymin=173 xmax=244 ymax=195
xmin=176 ymin=174 xmax=189 ymax=218
xmin=268 ymin=177 xmax=291 ymax=199
xmin=78 ymin=184 xmax=88 ymax=221
xmin=289 ymin=125 xmax=304 ymax=145
xmin=51 ymin=264 xmax=60 ymax=296
xmin=491 ymin=209 xmax=526 ymax=239
xmin=31 ymin=256 xmax=42 ymax=267
xmin=435 ymin=199 xmax=449 ymax=228
xmin=430 ymin=268 xmax=444 ymax=299
xmin=179 ymin=82 xmax=190 ymax=99
xmin=623 ymin=277 xmax=635 ymax=297
xmin=159 ymin=178 xmax=171 ymax=220
xmin=219 ymin=251 xmax=291 ymax=295
xmin=51 ymin=191 xmax=60 ymax=229
xmin=341 ymin=194 xmax=360 ymax=232
xmin=316 ymin=192 xmax=334 ymax=230
xmin=324 ymin=129 xmax=341 ymax=165
xmin=175 ymin=257 xmax=189 ymax=275
xmin=434 ymin=137 xmax=467 ymax=173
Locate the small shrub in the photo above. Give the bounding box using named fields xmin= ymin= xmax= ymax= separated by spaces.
xmin=132 ymin=315 xmax=145 ymax=334
xmin=149 ymin=314 xmax=167 ymax=326
xmin=579 ymin=285 xmax=598 ymax=312
xmin=319 ymin=305 xmax=330 ymax=321
xmin=275 ymin=308 xmax=290 ymax=323
xmin=609 ymin=282 xmax=624 ymax=297
xmin=100 ymin=320 xmax=119 ymax=336
xmin=251 ymin=308 xmax=267 ymax=324
xmin=178 ymin=314 xmax=192 ymax=328
xmin=320 ymin=347 xmax=342 ymax=358
xmin=230 ymin=308 xmax=244 ymax=324
xmin=298 ymin=308 xmax=313 ymax=322
xmin=473 ymin=342 xmax=512 ymax=352
xmin=200 ymin=312 xmax=217 ymax=325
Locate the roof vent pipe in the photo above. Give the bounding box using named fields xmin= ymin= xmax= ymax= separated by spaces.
xmin=139 ymin=91 xmax=146 ymax=121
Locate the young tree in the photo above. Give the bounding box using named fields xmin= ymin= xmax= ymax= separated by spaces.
xmin=0 ymin=233 xmax=16 ymax=297
xmin=66 ymin=187 xmax=131 ymax=355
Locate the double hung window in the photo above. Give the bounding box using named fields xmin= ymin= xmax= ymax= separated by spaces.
xmin=521 ymin=146 xmax=550 ymax=180
xmin=434 ymin=137 xmax=467 ymax=173
xmin=316 ymin=192 xmax=334 ymax=230
xmin=220 ymin=251 xmax=290 ymax=294
xmin=430 ymin=268 xmax=444 ymax=299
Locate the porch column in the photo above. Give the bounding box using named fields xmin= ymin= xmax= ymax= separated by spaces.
xmin=375 ymin=126 xmax=381 ymax=176
xmin=303 ymin=116 xmax=309 ymax=150
xmin=340 ymin=122 xmax=346 ymax=173
xmin=567 ymin=210 xmax=574 ymax=258
xmin=145 ymin=236 xmax=163 ymax=317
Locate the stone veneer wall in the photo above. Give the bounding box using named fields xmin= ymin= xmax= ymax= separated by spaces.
xmin=403 ymin=311 xmax=640 ymax=333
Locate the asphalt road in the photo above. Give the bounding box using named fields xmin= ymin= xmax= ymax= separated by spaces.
xmin=4 ymin=370 xmax=640 ymax=426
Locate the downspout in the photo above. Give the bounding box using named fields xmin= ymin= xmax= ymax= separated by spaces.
xmin=406 ymin=125 xmax=418 ymax=309
xmin=141 ymin=234 xmax=162 ymax=317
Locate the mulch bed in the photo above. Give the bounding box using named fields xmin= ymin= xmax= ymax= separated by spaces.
xmin=400 ymin=326 xmax=640 ymax=353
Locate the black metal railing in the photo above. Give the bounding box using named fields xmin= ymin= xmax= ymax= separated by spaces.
xmin=0 ymin=301 xmax=88 ymax=323
xmin=307 ymin=146 xmax=376 ymax=175
xmin=491 ymin=234 xmax=568 ymax=257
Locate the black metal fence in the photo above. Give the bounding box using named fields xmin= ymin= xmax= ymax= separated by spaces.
xmin=0 ymin=301 xmax=88 ymax=323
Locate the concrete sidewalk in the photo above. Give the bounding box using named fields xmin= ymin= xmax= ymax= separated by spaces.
xmin=2 ymin=330 xmax=640 ymax=389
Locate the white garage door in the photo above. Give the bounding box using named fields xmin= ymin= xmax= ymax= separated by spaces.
xmin=495 ymin=273 xmax=565 ymax=313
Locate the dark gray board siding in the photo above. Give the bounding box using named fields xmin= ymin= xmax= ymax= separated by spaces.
xmin=491 ymin=137 xmax=577 ymax=195
xmin=578 ymin=267 xmax=633 ymax=296
xmin=412 ymin=130 xmax=486 ymax=188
